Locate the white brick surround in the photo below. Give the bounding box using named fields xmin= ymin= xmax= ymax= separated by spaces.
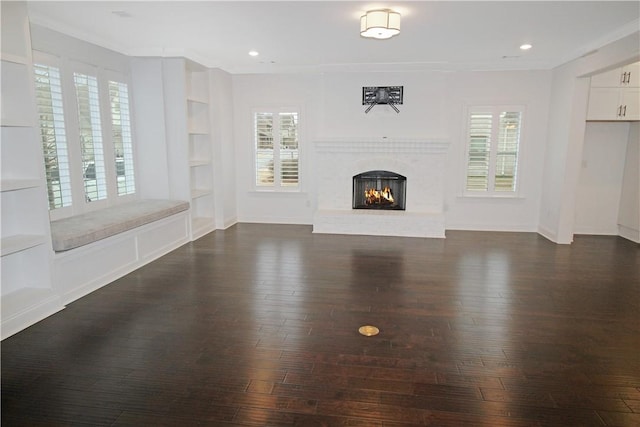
xmin=313 ymin=138 xmax=449 ymax=238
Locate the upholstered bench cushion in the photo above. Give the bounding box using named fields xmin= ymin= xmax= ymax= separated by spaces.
xmin=51 ymin=199 xmax=189 ymax=252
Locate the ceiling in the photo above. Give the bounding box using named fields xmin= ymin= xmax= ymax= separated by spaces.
xmin=26 ymin=1 xmax=640 ymax=74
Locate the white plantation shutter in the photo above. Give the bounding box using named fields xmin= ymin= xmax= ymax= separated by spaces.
xmin=108 ymin=80 xmax=136 ymax=196
xmin=34 ymin=63 xmax=72 ymax=210
xmin=255 ymin=112 xmax=274 ymax=186
xmin=33 ymin=51 xmax=139 ymax=219
xmin=466 ymin=112 xmax=492 ymax=191
xmin=74 ymin=72 xmax=107 ymax=202
xmin=465 ymin=107 xmax=523 ymax=195
xmin=279 ymin=112 xmax=298 ymax=187
xmin=255 ymin=110 xmax=299 ymax=189
xmin=495 ymin=112 xmax=521 ymax=192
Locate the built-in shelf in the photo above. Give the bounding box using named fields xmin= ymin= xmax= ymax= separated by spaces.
xmin=189 ymin=159 xmax=210 ymax=167
xmin=0 ymin=52 xmax=29 ymax=65
xmin=187 ymin=96 xmax=208 ymax=104
xmin=2 ymin=2 xmax=57 ymax=339
xmin=1 ymin=178 xmax=41 ymax=192
xmin=0 ymin=119 xmax=34 ymax=127
xmin=184 ymin=60 xmax=215 ymax=241
xmin=1 ymin=287 xmax=64 ymax=340
xmin=1 ymin=234 xmax=46 ymax=257
xmin=191 ymin=188 xmax=211 ymax=199
xmin=191 ymin=216 xmax=214 ymax=240
xmin=192 ymin=217 xmax=213 ymax=230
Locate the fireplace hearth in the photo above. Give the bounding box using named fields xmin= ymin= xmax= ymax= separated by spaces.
xmin=352 ymin=170 xmax=406 ymax=210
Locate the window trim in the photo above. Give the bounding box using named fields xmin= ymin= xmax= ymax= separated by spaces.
xmin=251 ymin=106 xmax=302 ymax=192
xmin=462 ymin=105 xmax=525 ymax=198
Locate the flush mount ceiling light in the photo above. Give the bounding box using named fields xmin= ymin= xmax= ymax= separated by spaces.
xmin=360 ymin=9 xmax=401 ymax=40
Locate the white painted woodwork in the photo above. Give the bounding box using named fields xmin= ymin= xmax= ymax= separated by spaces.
xmin=1 ymin=1 xmax=63 ymax=339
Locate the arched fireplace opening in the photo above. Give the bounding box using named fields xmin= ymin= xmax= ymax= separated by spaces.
xmin=352 ymin=170 xmax=406 ymax=210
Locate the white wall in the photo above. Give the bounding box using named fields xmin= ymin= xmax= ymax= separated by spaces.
xmin=320 ymin=71 xmax=448 ymax=139
xmin=443 ymin=70 xmax=551 ymax=231
xmin=130 ymin=58 xmax=171 ymax=199
xmin=232 ymin=69 xmax=553 ymax=231
xmin=574 ymin=122 xmax=630 ymax=235
xmin=232 ymin=73 xmax=321 ymax=224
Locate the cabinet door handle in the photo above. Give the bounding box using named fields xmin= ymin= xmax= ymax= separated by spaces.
xmin=617 ymin=105 xmax=622 ymax=117
xmin=623 ymin=105 xmax=627 ymax=117
xmin=627 ymin=72 xmax=632 ymax=84
xmin=621 ymin=72 xmax=626 ymax=85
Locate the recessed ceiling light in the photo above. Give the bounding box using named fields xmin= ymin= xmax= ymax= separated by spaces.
xmin=520 ymin=44 xmax=533 ymax=51
xmin=248 ymin=50 xmax=259 ymax=57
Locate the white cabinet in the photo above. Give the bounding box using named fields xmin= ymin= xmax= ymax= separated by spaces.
xmin=1 ymin=1 xmax=63 ymax=339
xmin=587 ymin=87 xmax=640 ymax=121
xmin=590 ymin=62 xmax=640 ymax=88
xmin=587 ymin=62 xmax=640 ymax=121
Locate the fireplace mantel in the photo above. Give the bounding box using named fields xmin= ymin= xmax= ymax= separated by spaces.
xmin=313 ymin=137 xmax=450 ymax=238
xmin=314 ymin=138 xmax=449 ymax=154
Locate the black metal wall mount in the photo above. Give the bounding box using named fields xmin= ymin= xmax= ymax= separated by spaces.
xmin=362 ymin=86 xmax=403 ymax=113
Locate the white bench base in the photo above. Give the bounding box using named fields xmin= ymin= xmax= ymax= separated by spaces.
xmin=54 ymin=211 xmax=189 ymax=305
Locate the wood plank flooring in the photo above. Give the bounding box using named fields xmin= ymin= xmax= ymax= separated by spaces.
xmin=2 ymin=224 xmax=639 ymax=426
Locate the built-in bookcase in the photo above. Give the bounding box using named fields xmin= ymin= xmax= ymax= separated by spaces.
xmin=1 ymin=1 xmax=63 ymax=339
xmin=185 ymin=60 xmax=215 ymax=239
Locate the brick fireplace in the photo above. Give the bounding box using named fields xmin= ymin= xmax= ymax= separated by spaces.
xmin=313 ymin=138 xmax=449 ymax=238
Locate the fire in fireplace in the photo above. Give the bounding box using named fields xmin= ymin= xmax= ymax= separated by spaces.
xmin=352 ymin=170 xmax=406 ymax=210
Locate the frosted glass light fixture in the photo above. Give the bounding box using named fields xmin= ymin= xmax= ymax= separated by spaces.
xmin=360 ymin=9 xmax=401 ymax=39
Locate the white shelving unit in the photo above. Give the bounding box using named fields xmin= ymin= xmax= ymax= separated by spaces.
xmin=1 ymin=2 xmax=63 ymax=339
xmin=185 ymin=60 xmax=215 ymax=239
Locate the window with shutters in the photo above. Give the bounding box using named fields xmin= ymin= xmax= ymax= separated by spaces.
xmin=254 ymin=110 xmax=299 ymax=189
xmin=34 ymin=62 xmax=73 ymax=210
xmin=464 ymin=106 xmax=523 ymax=196
xmin=33 ymin=51 xmax=137 ymax=219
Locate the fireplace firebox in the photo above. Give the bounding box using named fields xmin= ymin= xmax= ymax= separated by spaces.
xmin=352 ymin=170 xmax=406 ymax=210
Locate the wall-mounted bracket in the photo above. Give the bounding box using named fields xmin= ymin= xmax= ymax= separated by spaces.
xmin=362 ymin=86 xmax=403 ymax=113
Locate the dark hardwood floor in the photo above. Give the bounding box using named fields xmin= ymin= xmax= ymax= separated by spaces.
xmin=2 ymin=224 xmax=639 ymax=426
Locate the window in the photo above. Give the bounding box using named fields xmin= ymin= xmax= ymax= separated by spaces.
xmin=34 ymin=63 xmax=73 ymax=209
xmin=108 ymin=80 xmax=135 ymax=196
xmin=74 ymin=72 xmax=107 ymax=203
xmin=33 ymin=52 xmax=136 ymax=218
xmin=465 ymin=106 xmax=523 ymax=195
xmin=254 ymin=110 xmax=299 ymax=189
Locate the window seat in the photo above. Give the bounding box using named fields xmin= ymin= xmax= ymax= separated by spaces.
xmin=50 ymin=199 xmax=189 ymax=252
